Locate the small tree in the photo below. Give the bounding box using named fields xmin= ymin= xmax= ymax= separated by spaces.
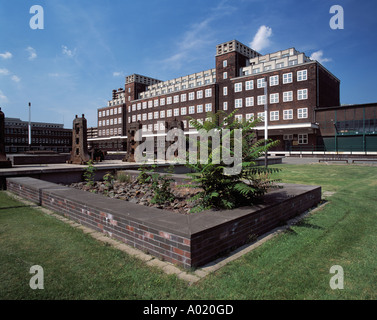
xmin=83 ymin=160 xmax=96 ymax=187
xmin=184 ymin=110 xmax=281 ymax=212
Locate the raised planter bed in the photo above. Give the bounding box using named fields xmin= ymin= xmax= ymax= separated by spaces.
xmin=6 ymin=177 xmax=321 ymax=269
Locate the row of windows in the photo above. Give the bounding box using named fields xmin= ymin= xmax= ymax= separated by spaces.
xmin=233 ymin=108 xmax=308 ymax=123
xmin=128 ymin=104 xmax=214 ymax=123
xmin=5 ymin=137 xmax=70 ymax=144
xmin=129 ymin=89 xmax=213 ymax=112
xmin=98 ymin=127 xmax=123 ymax=136
xmin=98 ymin=107 xmax=123 ymax=117
xmin=223 ymin=89 xmax=308 ymax=109
xmin=98 ymin=117 xmax=123 ymax=127
xmin=230 ymin=70 xmax=307 ymax=91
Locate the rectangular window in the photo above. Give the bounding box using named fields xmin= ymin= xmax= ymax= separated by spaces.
xmin=197 ymin=90 xmax=203 ymax=99
xmin=160 ymin=98 xmax=165 ymax=106
xmin=298 ymin=89 xmax=308 ymax=100
xmin=245 ymin=113 xmax=254 ymax=121
xmin=223 ymin=60 xmax=228 ymax=68
xmin=181 ymin=93 xmax=187 ymax=102
xmin=174 ymin=108 xmax=179 ymax=116
xmin=154 ymin=100 xmax=159 ymax=107
xmin=297 ymin=70 xmax=307 ymax=81
xmin=189 ymin=92 xmax=195 ymax=100
xmin=142 ymin=101 xmax=147 ymax=109
xmin=283 ymin=73 xmax=293 ymax=84
xmin=235 ymin=114 xmax=243 ymax=122
xmin=270 ymin=93 xmax=279 ymax=104
xmin=205 ymin=88 xmax=212 ymax=97
xmin=167 ymin=109 xmax=172 ymax=117
xmin=160 ymin=110 xmax=165 ymax=118
xmin=189 ymin=106 xmax=195 ymax=114
xmin=114 ymin=118 xmax=118 ymax=125
xmin=270 ymin=111 xmax=279 ymax=121
xmin=154 ymin=123 xmax=159 ymax=132
xmin=298 ymin=107 xmax=308 ymax=119
xmin=173 ymin=95 xmax=179 ymax=103
xmin=245 ymin=97 xmax=254 ymax=107
xmin=131 ymin=115 xmax=136 ymax=123
xmin=257 ymin=112 xmax=265 ymax=121
xmin=131 ymin=105 xmax=136 ymax=112
xmin=289 ymin=59 xmax=298 ymax=66
xmin=181 ymin=107 xmax=187 ymax=115
xmin=257 ymin=78 xmax=266 ymax=88
xmin=283 ymin=91 xmax=293 ymax=102
xmin=283 ymin=109 xmax=293 ymax=120
xmin=205 ymin=103 xmax=212 ymax=112
xmin=269 ymin=75 xmax=279 ymax=86
xmin=148 ymin=112 xmax=153 ymax=120
xmin=110 ymin=109 xmax=114 ymax=115
xmin=223 ymin=86 xmax=228 ymax=96
xmin=235 ymin=98 xmax=243 ymax=108
xmin=167 ymin=97 xmax=172 ymax=105
xmin=298 ymin=133 xmax=308 ymax=144
xmin=257 ymin=95 xmax=266 ymax=105
xmin=245 ymin=80 xmax=254 ymax=90
xmin=234 ymin=83 xmax=242 ymax=92
xmin=118 ymin=117 xmax=122 ymax=124
xmin=142 ymin=113 xmax=147 ymax=121
xmin=154 ymin=111 xmax=159 ymax=119
xmin=223 ymin=101 xmax=228 ymax=110
xmin=148 ymin=124 xmax=152 ymax=132
xmin=197 ymin=104 xmax=203 ymax=113
xmin=223 ymin=72 xmax=228 ymax=80
xmin=148 ymin=101 xmax=153 ymax=108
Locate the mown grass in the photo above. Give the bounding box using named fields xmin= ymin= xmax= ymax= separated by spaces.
xmin=0 ymin=163 xmax=376 ymax=300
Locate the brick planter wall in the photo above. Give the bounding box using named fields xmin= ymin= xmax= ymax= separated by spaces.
xmin=7 ymin=177 xmax=321 ymax=268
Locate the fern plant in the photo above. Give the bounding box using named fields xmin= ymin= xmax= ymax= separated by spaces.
xmin=184 ymin=110 xmax=281 ymax=212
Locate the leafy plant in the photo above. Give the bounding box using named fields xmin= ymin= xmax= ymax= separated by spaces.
xmin=184 ymin=110 xmax=281 ymax=212
xmin=116 ymin=171 xmax=132 ymax=183
xmin=136 ymin=164 xmax=153 ymax=184
xmin=83 ymin=160 xmax=96 ymax=187
xmin=103 ymin=172 xmax=115 ymax=188
xmin=149 ymin=165 xmax=175 ymax=205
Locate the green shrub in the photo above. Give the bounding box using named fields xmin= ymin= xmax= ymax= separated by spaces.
xmin=83 ymin=160 xmax=96 ymax=187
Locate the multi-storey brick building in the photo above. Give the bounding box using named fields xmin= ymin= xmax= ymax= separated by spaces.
xmin=4 ymin=117 xmax=72 ymax=153
xmin=91 ymin=40 xmax=342 ymax=152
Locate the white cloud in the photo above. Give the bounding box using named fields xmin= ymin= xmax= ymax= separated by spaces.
xmin=0 ymin=90 xmax=8 ymax=102
xmin=113 ymin=72 xmax=123 ymax=77
xmin=250 ymin=25 xmax=273 ymax=52
xmin=11 ymin=75 xmax=21 ymax=82
xmin=310 ymin=50 xmax=332 ymax=64
xmin=62 ymin=45 xmax=77 ymax=58
xmin=0 ymin=68 xmax=10 ymax=75
xmin=26 ymin=46 xmax=37 ymax=60
xmin=0 ymin=51 xmax=12 ymax=59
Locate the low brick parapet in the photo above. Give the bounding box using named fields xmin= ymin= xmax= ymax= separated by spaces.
xmin=6 ymin=177 xmax=321 ymax=268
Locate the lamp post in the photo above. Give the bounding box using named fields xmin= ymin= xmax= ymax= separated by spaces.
xmin=28 ymin=102 xmax=31 ymax=151
xmin=264 ymin=76 xmax=268 ymax=168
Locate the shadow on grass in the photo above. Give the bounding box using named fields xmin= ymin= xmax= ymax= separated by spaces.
xmin=0 ymin=205 xmax=39 ymax=210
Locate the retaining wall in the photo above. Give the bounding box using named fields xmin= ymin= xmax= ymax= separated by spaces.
xmin=6 ymin=177 xmax=321 ymax=268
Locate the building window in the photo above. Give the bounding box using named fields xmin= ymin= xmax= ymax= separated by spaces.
xmin=197 ymin=104 xmax=203 ymax=113
xmin=270 ymin=111 xmax=279 ymax=121
xmin=269 ymin=75 xmax=279 ymax=86
xmin=257 ymin=112 xmax=265 ymax=121
xmin=131 ymin=115 xmax=136 ymax=123
xmin=223 ymin=60 xmax=227 ymax=68
xmin=283 ymin=73 xmax=293 ymax=84
xmin=142 ymin=101 xmax=147 ymax=109
xmin=223 ymin=72 xmax=228 ymax=80
xmin=283 ymin=109 xmax=293 ymax=120
xmin=114 ymin=118 xmax=118 ymax=125
xmin=235 ymin=98 xmax=243 ymax=108
xmin=174 ymin=108 xmax=179 ymax=116
xmin=153 ymin=100 xmax=158 ymax=107
xmin=257 ymin=95 xmax=266 ymax=105
xmin=167 ymin=110 xmax=172 ymax=117
xmin=283 ymin=91 xmax=293 ymax=102
xmin=289 ymin=59 xmax=298 ymax=66
xmin=160 ymin=110 xmax=165 ymax=118
xmin=245 ymin=113 xmax=254 ymax=121
xmin=154 ymin=111 xmax=159 ymax=119
xmin=154 ymin=123 xmax=159 ymax=132
xmin=257 ymin=78 xmax=266 ymax=88
xmin=297 ymin=70 xmax=307 ymax=81
xmin=174 ymin=95 xmax=179 ymax=103
xmin=189 ymin=92 xmax=195 ymax=100
xmin=148 ymin=112 xmax=153 ymax=120
xmin=160 ymin=98 xmax=165 ymax=106
xmin=253 ymin=68 xmax=260 ymax=74
xmin=189 ymin=106 xmax=195 ymax=114
xmin=159 ymin=122 xmax=165 ymax=131
xmin=234 ymin=83 xmax=242 ymax=92
xmin=223 ymin=86 xmax=228 ymax=96
xmin=197 ymin=90 xmax=203 ymax=99
xmin=276 ymin=62 xmax=284 ymax=68
xmin=270 ymin=93 xmax=279 ymax=104
xmin=181 ymin=107 xmax=187 ymax=115
xmin=167 ymin=97 xmax=172 ymax=105
xmin=181 ymin=93 xmax=187 ymax=102
xmin=235 ymin=114 xmax=243 ymax=122
xmin=110 ymin=109 xmax=114 ymax=115
xmin=245 ymin=97 xmax=254 ymax=107
xmin=205 ymin=88 xmax=212 ymax=97
xmin=298 ymin=108 xmax=308 ymax=119
xmin=245 ymin=80 xmax=254 ymax=90
xmin=205 ymin=103 xmax=212 ymax=112
xmin=142 ymin=113 xmax=147 ymax=121
xmin=298 ymin=134 xmax=308 ymax=144
xmin=298 ymin=89 xmax=308 ymax=100
xmin=223 ymin=101 xmax=228 ymax=110
xmin=148 ymin=100 xmax=153 ymax=108
xmin=132 ymin=105 xmax=136 ymax=112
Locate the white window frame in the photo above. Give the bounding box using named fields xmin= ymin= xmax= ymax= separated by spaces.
xmin=270 ymin=111 xmax=279 ymax=121
xmin=257 ymin=78 xmax=266 ymax=88
xmin=283 ymin=109 xmax=293 ymax=120
xmin=223 ymin=101 xmax=228 ymax=110
xmin=235 ymin=98 xmax=243 ymax=108
xmin=234 ymin=83 xmax=242 ymax=92
xmin=269 ymin=75 xmax=279 ymax=86
xmin=223 ymin=86 xmax=228 ymax=96
xmin=189 ymin=92 xmax=195 ymax=101
xmin=245 ymin=80 xmax=254 ymax=90
xmin=283 ymin=91 xmax=293 ymax=102
xmin=196 ymin=90 xmax=203 ymax=99
xmin=245 ymin=97 xmax=254 ymax=107
xmin=257 ymin=95 xmax=266 ymax=105
xmin=205 ymin=88 xmax=212 ymax=97
xmin=270 ymin=93 xmax=279 ymax=104
xmin=297 ymin=70 xmax=307 ymax=81
xmin=205 ymin=103 xmax=212 ymax=112
xmin=283 ymin=72 xmax=293 ymax=84
xmin=297 ymin=89 xmax=308 ymax=100
xmin=297 ymin=107 xmax=308 ymax=119
xmin=298 ymin=133 xmax=308 ymax=144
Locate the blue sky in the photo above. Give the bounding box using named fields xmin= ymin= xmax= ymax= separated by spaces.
xmin=0 ymin=0 xmax=376 ymax=128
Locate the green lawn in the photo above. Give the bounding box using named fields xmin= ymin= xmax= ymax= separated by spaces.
xmin=0 ymin=163 xmax=376 ymax=300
